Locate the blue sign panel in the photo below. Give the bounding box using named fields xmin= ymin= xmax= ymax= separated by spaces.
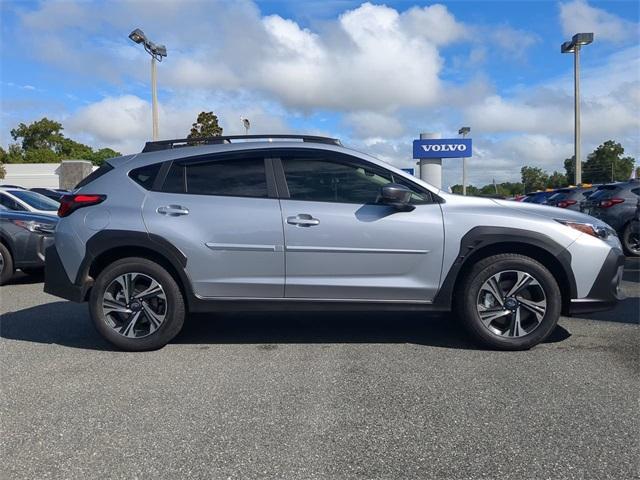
xmin=401 ymin=168 xmax=415 ymax=176
xmin=413 ymin=138 xmax=472 ymax=159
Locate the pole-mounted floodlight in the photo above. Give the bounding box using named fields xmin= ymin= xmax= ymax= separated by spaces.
xmin=561 ymin=32 xmax=594 ymax=185
xmin=241 ymin=117 xmax=250 ymax=135
xmin=458 ymin=127 xmax=471 ymax=195
xmin=128 ymin=28 xmax=146 ymax=44
xmin=128 ymin=28 xmax=167 ymax=141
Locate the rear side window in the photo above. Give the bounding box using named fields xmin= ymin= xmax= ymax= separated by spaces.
xmin=75 ymin=163 xmax=114 ymax=189
xmin=162 ymin=158 xmax=268 ymax=198
xmin=129 ymin=163 xmax=162 ymax=190
xmin=631 ymin=188 xmax=640 ymax=197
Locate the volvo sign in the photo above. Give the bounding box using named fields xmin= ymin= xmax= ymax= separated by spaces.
xmin=413 ymin=138 xmax=472 ymax=158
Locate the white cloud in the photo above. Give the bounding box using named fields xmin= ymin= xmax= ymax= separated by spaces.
xmin=559 ymin=0 xmax=637 ymax=42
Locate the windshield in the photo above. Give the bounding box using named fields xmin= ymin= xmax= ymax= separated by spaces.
xmin=8 ymin=190 xmax=60 ymax=211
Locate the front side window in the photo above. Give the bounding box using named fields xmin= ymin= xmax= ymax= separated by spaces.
xmin=281 ymin=154 xmax=430 ymax=205
xmin=162 ymin=157 xmax=268 ymax=198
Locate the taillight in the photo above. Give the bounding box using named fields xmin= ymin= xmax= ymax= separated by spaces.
xmin=58 ymin=194 xmax=106 ymax=217
xmin=557 ymin=200 xmax=577 ymax=208
xmin=598 ymin=198 xmax=624 ymax=208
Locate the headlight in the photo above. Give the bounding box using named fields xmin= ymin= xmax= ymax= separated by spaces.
xmin=11 ymin=219 xmax=56 ymax=234
xmin=555 ymin=219 xmax=614 ymax=239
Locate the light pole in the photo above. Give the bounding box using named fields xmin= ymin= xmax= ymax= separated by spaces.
xmin=561 ymin=32 xmax=593 ymax=185
xmin=241 ymin=117 xmax=251 ymax=135
xmin=129 ymin=28 xmax=167 ymax=141
xmin=458 ymin=127 xmax=470 ymax=195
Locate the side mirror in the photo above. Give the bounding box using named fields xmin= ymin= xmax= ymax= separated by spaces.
xmin=380 ymin=183 xmax=415 ymax=211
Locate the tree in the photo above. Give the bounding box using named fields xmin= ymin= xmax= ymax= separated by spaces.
xmin=0 ymin=144 xmax=25 ymax=164
xmin=565 ymin=141 xmax=636 ymax=183
xmin=10 ymin=118 xmax=64 ymax=151
xmin=187 ymin=111 xmax=223 ymax=139
xmin=521 ymin=166 xmax=549 ymax=192
xmin=0 ymin=161 xmax=5 ymax=180
xmin=4 ymin=118 xmax=121 ymax=165
xmin=547 ymin=171 xmax=567 ymax=188
xmin=87 ymin=148 xmax=120 ymax=166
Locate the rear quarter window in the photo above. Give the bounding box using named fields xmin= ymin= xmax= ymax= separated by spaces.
xmin=129 ymin=163 xmax=162 ymax=190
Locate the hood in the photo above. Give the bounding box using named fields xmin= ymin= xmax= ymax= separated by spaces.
xmin=492 ymin=198 xmax=610 ymax=228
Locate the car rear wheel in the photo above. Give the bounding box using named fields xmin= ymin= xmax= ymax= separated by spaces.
xmin=622 ymin=221 xmax=640 ymax=257
xmin=0 ymin=243 xmax=14 ymax=286
xmin=456 ymin=254 xmax=561 ymax=350
xmin=89 ymin=257 xmax=185 ymax=351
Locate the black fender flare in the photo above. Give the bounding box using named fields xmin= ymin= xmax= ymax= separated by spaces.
xmin=432 ymin=226 xmax=577 ymax=309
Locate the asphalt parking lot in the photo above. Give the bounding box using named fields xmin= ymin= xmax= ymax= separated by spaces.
xmin=1 ymin=260 xmax=639 ymax=480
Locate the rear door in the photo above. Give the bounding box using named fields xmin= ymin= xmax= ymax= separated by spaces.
xmin=273 ymin=149 xmax=445 ymax=301
xmin=141 ymin=152 xmax=285 ymax=298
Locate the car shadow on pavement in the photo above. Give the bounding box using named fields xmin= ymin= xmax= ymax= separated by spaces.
xmin=0 ymin=300 xmax=571 ymax=351
xmin=579 ymin=296 xmax=640 ymax=324
xmin=4 ymin=271 xmax=45 ymax=285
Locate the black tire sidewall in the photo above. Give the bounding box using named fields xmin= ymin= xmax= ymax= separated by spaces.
xmin=458 ymin=255 xmax=561 ymax=350
xmin=622 ymin=222 xmax=640 ymax=257
xmin=89 ymin=258 xmax=185 ymax=351
xmin=0 ymin=242 xmax=14 ymax=285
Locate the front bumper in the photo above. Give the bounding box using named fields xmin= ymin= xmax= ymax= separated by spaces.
xmin=44 ymin=245 xmax=87 ymax=302
xmin=568 ymin=248 xmax=626 ymax=315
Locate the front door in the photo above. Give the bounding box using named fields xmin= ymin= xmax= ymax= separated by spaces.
xmin=142 ymin=153 xmax=285 ymax=298
xmin=274 ymin=150 xmax=444 ymax=301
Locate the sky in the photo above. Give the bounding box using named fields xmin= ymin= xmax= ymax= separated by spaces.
xmin=1 ymin=0 xmax=639 ymax=188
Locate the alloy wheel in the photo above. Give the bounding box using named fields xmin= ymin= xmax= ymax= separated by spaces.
xmin=476 ymin=270 xmax=547 ymax=338
xmin=102 ymin=272 xmax=167 ymax=339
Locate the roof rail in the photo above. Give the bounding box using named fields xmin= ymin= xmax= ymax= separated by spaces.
xmin=141 ymin=134 xmax=342 ymax=153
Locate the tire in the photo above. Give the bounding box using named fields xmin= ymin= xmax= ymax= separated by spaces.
xmin=622 ymin=221 xmax=640 ymax=257
xmin=89 ymin=257 xmax=185 ymax=351
xmin=455 ymin=254 xmax=561 ymax=350
xmin=0 ymin=243 xmax=14 ymax=286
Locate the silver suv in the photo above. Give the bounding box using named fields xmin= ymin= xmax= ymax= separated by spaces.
xmin=44 ymin=135 xmax=625 ymax=351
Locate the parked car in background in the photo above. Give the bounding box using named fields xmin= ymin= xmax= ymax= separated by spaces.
xmin=0 ymin=187 xmax=60 ymax=215
xmin=0 ymin=184 xmax=26 ymax=189
xmin=582 ymin=180 xmax=640 ymax=256
xmin=545 ymin=186 xmax=597 ymax=211
xmin=44 ymin=134 xmax=625 ymax=352
xmin=0 ymin=207 xmax=57 ymax=284
xmin=522 ymin=191 xmax=555 ymax=204
xmin=29 ymin=188 xmax=68 ymax=202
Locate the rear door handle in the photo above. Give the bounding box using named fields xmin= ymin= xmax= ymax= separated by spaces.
xmin=287 ymin=214 xmax=320 ymax=227
xmin=157 ymin=205 xmax=189 ymax=216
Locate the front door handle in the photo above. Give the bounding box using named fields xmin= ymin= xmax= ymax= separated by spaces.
xmin=287 ymin=214 xmax=320 ymax=227
xmin=157 ymin=205 xmax=189 ymax=216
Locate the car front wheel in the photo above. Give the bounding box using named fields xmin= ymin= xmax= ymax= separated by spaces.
xmin=89 ymin=257 xmax=185 ymax=351
xmin=456 ymin=254 xmax=561 ymax=350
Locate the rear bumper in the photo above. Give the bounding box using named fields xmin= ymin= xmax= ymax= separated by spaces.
xmin=568 ymin=248 xmax=626 ymax=315
xmin=44 ymin=245 xmax=87 ymax=302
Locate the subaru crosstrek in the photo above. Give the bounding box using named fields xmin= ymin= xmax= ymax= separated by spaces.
xmin=44 ymin=135 xmax=625 ymax=351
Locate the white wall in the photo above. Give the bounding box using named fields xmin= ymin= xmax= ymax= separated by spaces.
xmin=2 ymin=163 xmax=61 ymax=188
xmin=2 ymin=163 xmax=98 ymax=188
